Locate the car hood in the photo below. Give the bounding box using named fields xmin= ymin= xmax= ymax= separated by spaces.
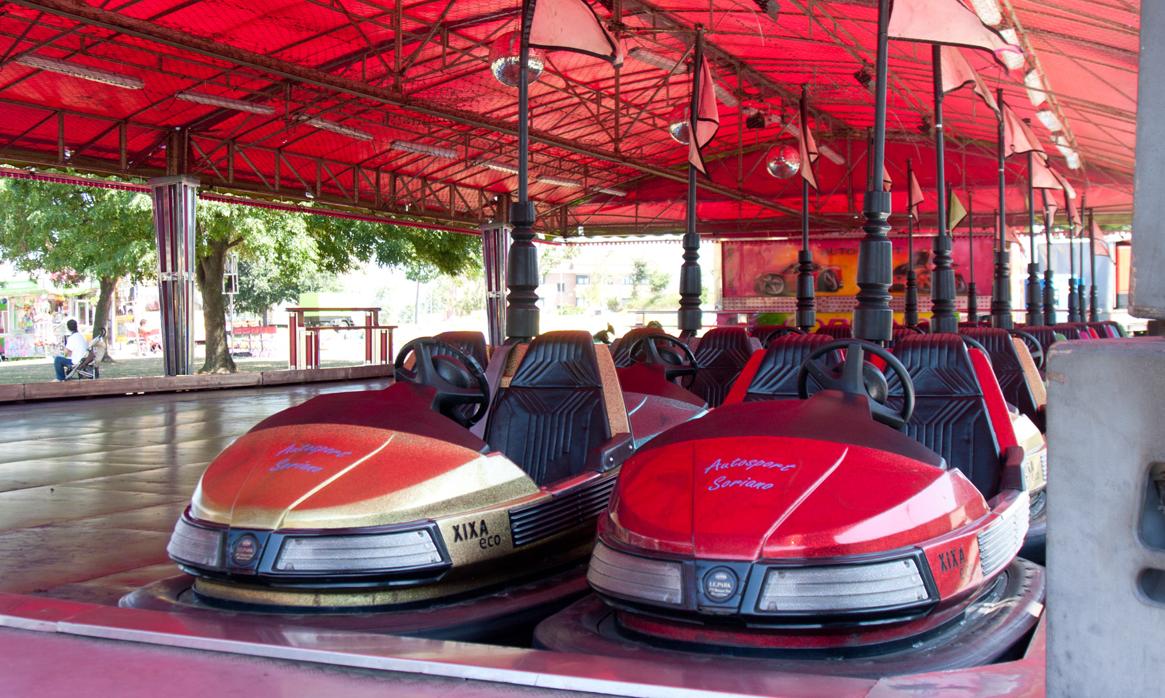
xmin=191 ymin=423 xmax=538 ymax=530
xmin=607 ymin=433 xmax=986 ymax=560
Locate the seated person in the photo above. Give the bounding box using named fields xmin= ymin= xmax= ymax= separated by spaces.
xmin=54 ymin=319 xmax=89 ymax=381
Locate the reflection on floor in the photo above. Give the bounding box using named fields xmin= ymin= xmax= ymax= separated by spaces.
xmin=0 ymin=380 xmax=387 ymax=606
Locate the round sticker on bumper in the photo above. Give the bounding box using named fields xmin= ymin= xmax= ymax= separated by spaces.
xmin=231 ymin=535 xmax=259 ymax=565
xmin=703 ymin=567 xmax=738 ymax=601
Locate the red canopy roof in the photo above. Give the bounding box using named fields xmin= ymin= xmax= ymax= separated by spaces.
xmin=0 ymin=0 xmax=1138 ymax=236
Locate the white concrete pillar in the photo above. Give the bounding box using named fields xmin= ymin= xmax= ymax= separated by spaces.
xmin=1049 ymin=2 xmax=1165 ymax=695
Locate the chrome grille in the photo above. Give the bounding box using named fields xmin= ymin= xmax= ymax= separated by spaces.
xmin=978 ymin=491 xmax=1029 ymax=578
xmin=509 ymin=475 xmax=617 ymax=547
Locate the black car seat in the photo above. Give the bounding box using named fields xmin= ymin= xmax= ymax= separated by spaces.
xmin=736 ymin=333 xmax=836 ymax=403
xmin=1024 ymin=326 xmax=1059 ymax=356
xmin=434 ymin=330 xmax=489 ymax=369
xmin=689 ymin=327 xmax=758 ymax=408
xmin=610 ymin=326 xmax=667 ymax=368
xmin=959 ymin=328 xmax=1040 ymax=424
xmin=484 ymin=331 xmax=629 ymax=486
xmin=893 ymin=327 xmax=924 ymax=343
xmin=816 ymin=324 xmax=853 ymax=340
xmin=1051 ymin=324 xmax=1086 ymax=340
xmin=890 ymin=334 xmax=1011 ymax=496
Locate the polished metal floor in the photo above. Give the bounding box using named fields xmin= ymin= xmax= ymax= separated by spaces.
xmin=0 ymin=381 xmax=387 ymax=605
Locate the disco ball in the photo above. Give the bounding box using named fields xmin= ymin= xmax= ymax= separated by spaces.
xmin=765 ymin=142 xmax=802 ymax=179
xmin=668 ymin=105 xmax=690 ymax=145
xmin=489 ymin=32 xmax=545 ymax=87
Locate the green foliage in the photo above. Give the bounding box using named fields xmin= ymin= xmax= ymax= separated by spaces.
xmin=0 ymin=178 xmax=154 ymax=284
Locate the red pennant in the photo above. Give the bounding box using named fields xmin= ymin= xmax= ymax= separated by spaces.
xmin=528 ymin=0 xmax=622 ymax=66
xmin=799 ymin=108 xmax=819 ymax=190
xmin=1003 ymin=105 xmax=1046 ymax=159
xmin=888 ymin=0 xmax=1023 ymax=67
xmin=1091 ymin=219 xmax=1111 ymax=257
xmin=908 ymin=169 xmax=925 ymax=220
xmin=1031 ymin=155 xmax=1062 ymax=190
xmin=687 ymin=55 xmax=720 ymax=175
xmin=940 ymin=46 xmax=999 ymax=116
xmin=1041 ymin=188 xmax=1058 ymax=221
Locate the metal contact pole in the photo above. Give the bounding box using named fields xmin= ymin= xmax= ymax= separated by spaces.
xmin=930 ymin=44 xmax=957 ymax=333
xmin=1043 ymin=200 xmax=1056 ymax=324
xmin=905 ymin=158 xmax=919 ymax=327
xmin=1076 ymin=195 xmax=1087 ymax=318
xmin=853 ymin=0 xmax=894 ymax=343
xmin=1025 ymin=148 xmax=1043 ymax=325
xmin=1068 ymin=193 xmax=1080 ymax=322
xmin=795 ymin=84 xmax=817 ymax=332
xmin=991 ymin=88 xmax=1013 ymax=329
xmin=506 ymin=0 xmax=540 ymax=341
xmin=678 ymin=27 xmax=704 ymax=338
xmin=966 ymin=193 xmax=977 ymax=322
xmin=1088 ymin=207 xmax=1099 ymax=321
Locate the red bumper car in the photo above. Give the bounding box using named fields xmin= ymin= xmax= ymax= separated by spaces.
xmin=536 ymin=337 xmax=1044 ymax=676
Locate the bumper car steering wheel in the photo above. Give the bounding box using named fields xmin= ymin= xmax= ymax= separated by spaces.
xmin=628 ymin=334 xmax=698 ymax=387
xmin=394 ymin=338 xmax=489 ymax=427
xmin=797 ymin=339 xmax=915 ymax=429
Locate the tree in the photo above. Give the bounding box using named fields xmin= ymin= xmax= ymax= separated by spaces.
xmin=0 ymin=179 xmax=154 ymax=360
xmin=0 ymin=178 xmax=481 ymax=374
xmin=195 ymin=200 xmax=480 ymax=373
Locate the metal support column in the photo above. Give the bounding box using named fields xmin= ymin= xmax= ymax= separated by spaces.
xmin=149 ymin=175 xmax=198 ymax=376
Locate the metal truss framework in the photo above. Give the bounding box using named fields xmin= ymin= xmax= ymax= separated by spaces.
xmin=0 ymin=0 xmax=1139 ymax=236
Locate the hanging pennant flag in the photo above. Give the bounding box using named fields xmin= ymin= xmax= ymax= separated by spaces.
xmin=687 ymin=54 xmax=720 ymax=175
xmin=908 ymin=169 xmax=925 ymax=220
xmin=1091 ymin=219 xmax=1111 ymax=257
xmin=1066 ymin=192 xmax=1081 ymax=230
xmin=528 ymin=0 xmax=622 ymax=66
xmin=1041 ymin=188 xmax=1058 ymax=221
xmin=798 ymin=107 xmax=820 ymax=190
xmin=948 ymin=187 xmax=968 ymax=229
xmin=940 ymin=46 xmax=999 ymax=116
xmin=1002 ymin=105 xmax=1047 ymax=160
xmin=1052 ymin=169 xmax=1076 ymax=200
xmin=888 ymin=0 xmax=1022 ymax=67
xmin=883 ymin=164 xmax=893 ymax=192
xmin=1031 ymin=155 xmax=1063 ymax=190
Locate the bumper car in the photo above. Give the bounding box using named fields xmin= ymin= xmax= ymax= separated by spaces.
xmin=734 ymin=331 xmax=1047 ymax=561
xmin=125 ymin=331 xmax=702 ymax=638
xmin=536 ymin=336 xmax=1045 ymax=676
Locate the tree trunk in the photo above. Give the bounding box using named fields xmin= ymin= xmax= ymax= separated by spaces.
xmin=196 ymin=238 xmax=237 ymax=374
xmin=92 ymin=276 xmax=117 ymax=362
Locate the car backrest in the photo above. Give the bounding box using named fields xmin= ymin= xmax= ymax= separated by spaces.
xmin=740 ymin=333 xmax=836 ymax=402
xmin=689 ymin=327 xmax=758 ymax=408
xmin=816 ymin=324 xmax=853 ymax=340
xmin=484 ymin=331 xmax=624 ymax=486
xmin=1024 ymin=326 xmax=1059 ymax=355
xmin=959 ymin=328 xmax=1040 ymax=423
xmin=1085 ymin=322 xmax=1119 ymax=338
xmin=434 ymin=330 xmax=489 ymax=369
xmin=1051 ymin=324 xmax=1086 ymax=340
xmin=890 ymin=334 xmax=1004 ymax=496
